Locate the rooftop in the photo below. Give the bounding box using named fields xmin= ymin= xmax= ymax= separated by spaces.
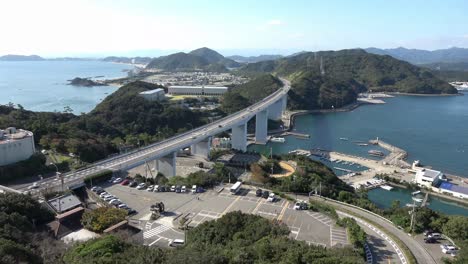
xmin=0 ymin=127 xmax=33 ymax=144
xmin=139 ymin=88 xmax=164 ymax=94
xmin=48 ymin=194 xmax=82 ymax=214
xmin=416 ymin=168 xmax=442 ymax=179
xmin=169 ymin=85 xmax=227 ymax=89
xmin=439 ymin=182 xmax=468 ymax=195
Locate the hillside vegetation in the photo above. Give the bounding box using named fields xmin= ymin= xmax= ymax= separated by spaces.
xmin=237 ymin=49 xmax=456 ymax=110
xmin=146 ymin=47 xmax=240 ymax=72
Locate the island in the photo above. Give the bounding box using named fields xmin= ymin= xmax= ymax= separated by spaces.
xmin=67 ymin=77 xmax=107 ymax=87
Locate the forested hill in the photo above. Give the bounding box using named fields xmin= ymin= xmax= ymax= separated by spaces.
xmin=236 ymin=49 xmax=456 ymax=110
xmin=146 ymin=47 xmax=240 ymax=71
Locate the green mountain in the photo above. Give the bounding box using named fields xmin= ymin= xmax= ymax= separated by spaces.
xmin=146 ymin=47 xmax=240 ymax=71
xmin=189 ymin=47 xmax=241 ymax=67
xmin=237 ymin=49 xmax=456 ymax=110
xmin=366 ymin=47 xmax=468 ymax=64
xmin=0 ymin=54 xmax=44 ymax=61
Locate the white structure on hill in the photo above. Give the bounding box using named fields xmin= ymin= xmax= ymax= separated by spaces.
xmin=168 ymin=86 xmax=228 ymax=96
xmin=0 ymin=127 xmax=35 ymax=166
xmin=139 ymin=88 xmax=166 ymax=101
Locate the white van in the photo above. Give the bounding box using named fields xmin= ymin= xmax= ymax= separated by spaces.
xmin=169 ymin=239 xmax=185 ymax=247
xmin=192 ymin=185 xmax=197 ymax=194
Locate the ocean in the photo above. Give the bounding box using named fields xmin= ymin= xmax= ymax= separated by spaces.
xmin=0 ymin=60 xmax=133 ymax=114
xmin=249 ymin=93 xmax=468 ymax=177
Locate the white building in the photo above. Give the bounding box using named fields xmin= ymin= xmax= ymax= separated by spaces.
xmin=139 ymin=88 xmax=166 ymax=101
xmin=168 ymin=86 xmax=228 ymax=96
xmin=414 ymin=168 xmax=445 ymax=188
xmin=0 ymin=127 xmax=36 ymax=166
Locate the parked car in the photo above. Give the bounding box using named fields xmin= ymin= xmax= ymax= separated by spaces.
xmin=91 ymin=186 xmax=101 ymax=192
xmin=104 ymin=195 xmax=116 ymax=201
xmin=442 ymin=245 xmax=458 ymax=254
xmin=121 ymin=179 xmax=130 ymax=185
xmin=127 ymin=208 xmax=137 ymax=215
xmin=99 ymin=192 xmax=109 ymax=198
xmin=294 ymin=201 xmax=308 ymax=210
xmin=168 ymin=239 xmax=185 ymax=247
xmin=191 ymin=185 xmax=197 ymax=194
xmin=267 ymin=193 xmax=276 ymax=202
xmin=255 ymin=189 xmax=263 ymax=197
xmin=129 ymin=181 xmax=138 ymax=187
xmin=109 ymin=199 xmax=121 ymax=206
xmin=153 ymin=185 xmax=160 ymax=192
xmin=96 ymin=189 xmax=105 ymax=194
xmin=170 ymin=185 xmax=176 ymax=192
xmin=175 ymin=186 xmax=181 ymax=193
xmin=262 ymin=191 xmax=270 ymax=199
xmin=424 ymin=237 xmax=437 ymax=243
xmin=429 ymin=233 xmax=441 ymax=239
xmin=118 ymin=203 xmax=128 ymax=209
xmin=181 ymin=186 xmax=187 ymax=193
xmin=112 ymin=177 xmax=123 ymax=183
xmin=146 ymin=185 xmax=154 ymax=192
xmin=423 ymin=229 xmax=434 ymax=236
xmin=159 ymin=186 xmax=166 ymax=192
xmin=136 ymin=183 xmax=147 ymax=190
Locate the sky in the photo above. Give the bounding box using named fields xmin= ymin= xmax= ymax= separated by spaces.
xmin=1 ymin=0 xmax=467 ymax=57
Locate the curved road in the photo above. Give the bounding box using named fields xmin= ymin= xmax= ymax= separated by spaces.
xmin=310 ymin=196 xmax=436 ymax=264
xmin=18 ymin=78 xmax=290 ymax=194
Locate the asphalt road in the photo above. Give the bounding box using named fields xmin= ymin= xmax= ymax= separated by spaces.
xmin=310 ymin=196 xmax=438 ymax=264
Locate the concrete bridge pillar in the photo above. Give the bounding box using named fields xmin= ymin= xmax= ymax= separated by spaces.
xmin=156 ymin=151 xmax=177 ymax=177
xmin=191 ymin=136 xmax=212 ymax=159
xmin=281 ymin=95 xmax=288 ymax=112
xmin=268 ymin=99 xmax=283 ymax=121
xmin=231 ymin=123 xmax=247 ymax=152
xmin=255 ymin=109 xmax=268 ymax=144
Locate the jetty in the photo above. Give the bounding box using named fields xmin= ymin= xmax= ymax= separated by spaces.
xmin=421 ymin=192 xmax=430 ymax=207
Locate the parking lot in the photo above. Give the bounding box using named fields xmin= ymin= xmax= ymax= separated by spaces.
xmin=101 ymin=183 xmax=349 ymax=248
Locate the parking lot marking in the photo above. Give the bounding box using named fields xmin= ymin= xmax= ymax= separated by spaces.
xmin=148 ymin=237 xmax=162 ymax=246
xmin=143 ymin=225 xmax=170 ymax=239
xmin=221 ymin=195 xmax=242 ymax=216
xmin=257 ymin=211 xmax=278 ymax=217
xmin=277 ymin=201 xmax=289 ymax=221
xmin=251 ymin=198 xmax=265 ymax=214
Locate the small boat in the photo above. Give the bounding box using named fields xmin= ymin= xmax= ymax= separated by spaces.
xmin=380 ymin=185 xmax=394 ymax=191
xmin=406 ymin=203 xmax=417 ymax=208
xmin=270 ymin=137 xmax=285 ymax=143
xmin=339 ymin=137 xmax=349 ymax=141
xmin=411 ymin=190 xmax=421 ymax=196
xmin=412 ymin=197 xmax=423 ymax=203
xmin=358 ymin=143 xmax=369 ymax=146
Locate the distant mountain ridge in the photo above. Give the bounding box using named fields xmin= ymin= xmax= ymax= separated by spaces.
xmin=365 ymin=47 xmax=468 ymax=64
xmin=146 ymin=47 xmax=240 ymax=71
xmin=0 ymin=54 xmax=44 ymax=61
xmin=228 ymin=54 xmax=283 ymax=63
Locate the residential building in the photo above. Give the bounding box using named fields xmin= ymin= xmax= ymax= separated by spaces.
xmin=168 ymin=85 xmax=228 ymax=96
xmin=0 ymin=127 xmax=35 ymax=166
xmin=139 ymin=88 xmax=166 ymax=101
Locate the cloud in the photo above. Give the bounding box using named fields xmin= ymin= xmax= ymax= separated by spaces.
xmin=267 ymin=19 xmax=282 ymax=26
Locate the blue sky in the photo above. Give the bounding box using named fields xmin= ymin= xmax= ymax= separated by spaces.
xmin=1 ymin=0 xmax=467 ymax=56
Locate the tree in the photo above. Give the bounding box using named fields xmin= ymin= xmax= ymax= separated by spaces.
xmin=81 ymin=207 xmax=127 ymax=233
xmin=442 ymin=216 xmax=468 ymax=241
